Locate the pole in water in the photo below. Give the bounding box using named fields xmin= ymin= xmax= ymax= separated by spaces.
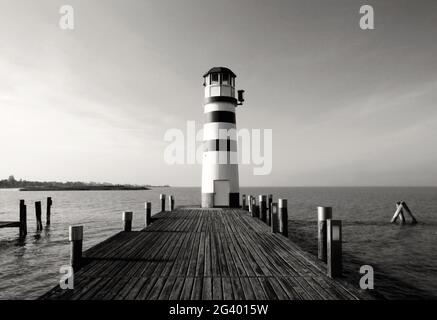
xmin=168 ymin=195 xmax=175 ymax=211
xmin=122 ymin=211 xmax=133 ymax=232
xmin=259 ymin=195 xmax=267 ymax=222
xmin=327 ymin=220 xmax=342 ymax=278
xmin=35 ymin=201 xmax=43 ymax=231
xmin=401 ymin=201 xmax=418 ymax=224
xmin=271 ymin=203 xmax=279 ymax=233
xmin=69 ymin=225 xmax=83 ymax=271
xmin=317 ymin=206 xmax=333 ymax=263
xmin=160 ymin=194 xmax=166 ymax=212
xmin=278 ymin=199 xmax=288 ymax=237
xmin=253 ymin=204 xmax=260 ymax=219
xmin=268 ymin=194 xmax=273 ymax=226
xmin=46 ymin=197 xmax=52 ymax=225
xmin=19 ymin=200 xmax=27 ymax=238
xmin=145 ymin=202 xmax=152 ymax=227
xmin=391 ymin=202 xmax=406 ymax=225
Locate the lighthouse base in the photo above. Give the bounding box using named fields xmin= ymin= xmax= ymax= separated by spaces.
xmin=201 ymin=193 xmax=214 ymax=208
xmin=201 ymin=193 xmax=240 ymax=208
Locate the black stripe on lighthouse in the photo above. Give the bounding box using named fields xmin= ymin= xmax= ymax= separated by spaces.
xmin=204 ymin=139 xmax=237 ymax=152
xmin=205 ymin=111 xmax=236 ymax=124
xmin=205 ymin=96 xmax=237 ymax=104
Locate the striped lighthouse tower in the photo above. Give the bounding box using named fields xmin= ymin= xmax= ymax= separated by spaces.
xmin=201 ymin=67 xmax=245 ymax=208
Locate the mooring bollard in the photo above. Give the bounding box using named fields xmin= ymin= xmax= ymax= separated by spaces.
xmin=69 ymin=225 xmax=83 ymax=271
xmin=259 ymin=195 xmax=267 ymax=222
xmin=168 ymin=195 xmax=175 ymax=211
xmin=242 ymin=194 xmax=247 ymax=210
xmin=268 ymin=194 xmax=273 ymax=226
xmin=46 ymin=197 xmax=52 ymax=225
xmin=145 ymin=202 xmax=152 ymax=227
xmin=35 ymin=201 xmax=43 ymax=231
xmin=271 ymin=203 xmax=279 ymax=233
xmin=317 ymin=206 xmax=332 ymax=263
xmin=19 ymin=200 xmax=27 ymax=237
xmin=122 ymin=211 xmax=133 ymax=232
xmin=278 ymin=199 xmax=288 ymax=237
xmin=327 ymin=219 xmax=342 ymax=278
xmin=160 ymin=194 xmax=166 ymax=212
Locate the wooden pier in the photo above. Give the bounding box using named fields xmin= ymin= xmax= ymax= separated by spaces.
xmin=0 ymin=221 xmax=21 ymax=229
xmin=0 ymin=200 xmax=27 ymax=238
xmin=41 ymin=207 xmax=368 ymax=300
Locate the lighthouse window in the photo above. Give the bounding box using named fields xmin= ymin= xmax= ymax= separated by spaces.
xmin=211 ymin=73 xmax=219 ymax=84
xmin=222 ymin=73 xmax=230 ymax=85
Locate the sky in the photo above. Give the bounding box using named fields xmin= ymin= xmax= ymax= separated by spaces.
xmin=1 ymin=0 xmax=437 ymax=186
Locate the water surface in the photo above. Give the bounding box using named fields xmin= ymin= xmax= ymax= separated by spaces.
xmin=0 ymin=187 xmax=436 ymax=299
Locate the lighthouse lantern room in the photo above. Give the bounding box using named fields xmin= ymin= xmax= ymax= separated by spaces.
xmin=201 ymin=67 xmax=244 ymax=208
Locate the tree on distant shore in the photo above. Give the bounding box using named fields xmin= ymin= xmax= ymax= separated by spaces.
xmin=0 ymin=176 xmax=150 ymax=190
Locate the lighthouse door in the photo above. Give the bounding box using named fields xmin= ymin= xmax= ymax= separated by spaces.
xmin=214 ymin=180 xmax=230 ymax=207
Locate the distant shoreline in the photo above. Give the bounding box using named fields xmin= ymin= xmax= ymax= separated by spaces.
xmin=18 ymin=186 xmax=150 ymax=191
xmin=0 ymin=176 xmax=170 ymax=191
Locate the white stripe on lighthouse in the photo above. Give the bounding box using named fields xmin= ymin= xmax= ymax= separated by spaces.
xmin=203 ymin=123 xmax=237 ymax=141
xmin=204 ymin=103 xmax=235 ymax=113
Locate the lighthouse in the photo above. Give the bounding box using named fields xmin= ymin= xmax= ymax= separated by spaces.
xmin=201 ymin=67 xmax=245 ymax=208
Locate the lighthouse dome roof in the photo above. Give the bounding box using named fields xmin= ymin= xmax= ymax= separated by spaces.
xmin=203 ymin=67 xmax=236 ymax=78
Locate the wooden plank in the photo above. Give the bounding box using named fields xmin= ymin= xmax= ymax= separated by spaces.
xmin=212 ymin=277 xmax=223 ymax=300
xmin=180 ymin=277 xmax=194 ymax=300
xmin=202 ymin=277 xmax=212 ymax=300
xmin=191 ymin=277 xmax=203 ymax=300
xmin=0 ymin=221 xmax=20 ymax=228
xmin=168 ymin=277 xmax=185 ymax=300
xmin=230 ymin=277 xmax=245 ymax=300
xmin=195 ymin=232 xmax=206 ymax=277
xmin=222 ymin=277 xmax=233 ymax=300
xmin=249 ymin=277 xmax=267 ymax=300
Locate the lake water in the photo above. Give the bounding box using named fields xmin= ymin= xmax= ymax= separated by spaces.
xmin=0 ymin=187 xmax=436 ymax=300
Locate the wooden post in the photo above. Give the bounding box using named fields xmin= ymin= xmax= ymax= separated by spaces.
xmin=259 ymin=195 xmax=267 ymax=223
xmin=160 ymin=194 xmax=166 ymax=212
xmin=251 ymin=197 xmax=257 ymax=217
xmin=19 ymin=200 xmax=27 ymax=237
xmin=248 ymin=195 xmax=253 ymax=213
xmin=122 ymin=211 xmax=133 ymax=232
xmin=46 ymin=197 xmax=52 ymax=225
xmin=317 ymin=206 xmax=332 ymax=263
xmin=399 ymin=207 xmax=406 ymax=225
xmin=401 ymin=201 xmax=418 ymax=224
xmin=145 ymin=202 xmax=152 ymax=227
xmin=278 ymin=199 xmax=288 ymax=237
xmin=168 ymin=195 xmax=175 ymax=211
xmin=69 ymin=226 xmax=83 ymax=271
xmin=327 ymin=220 xmax=342 ymax=278
xmin=268 ymin=194 xmax=273 ymax=226
xmin=242 ymin=194 xmax=247 ymax=210
xmin=35 ymin=201 xmax=43 ymax=231
xmin=253 ymin=205 xmax=259 ymax=219
xmin=391 ymin=202 xmax=406 ymax=224
xmin=271 ymin=203 xmax=279 ymax=233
